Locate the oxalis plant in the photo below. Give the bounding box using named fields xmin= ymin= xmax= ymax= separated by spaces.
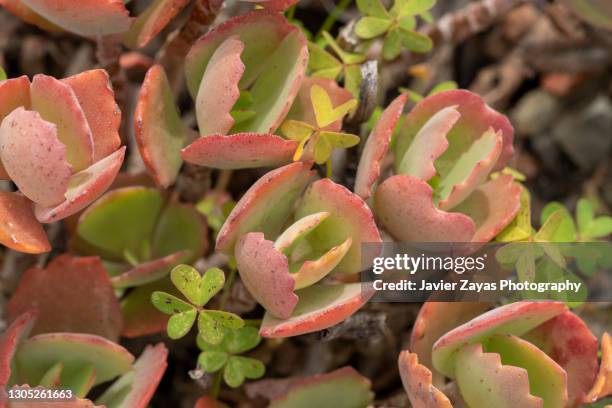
xmin=1 ymin=0 xmax=611 ymax=407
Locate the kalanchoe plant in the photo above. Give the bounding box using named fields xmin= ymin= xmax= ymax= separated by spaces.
xmin=0 ymin=310 xmax=168 ymax=408
xmin=197 ymin=325 xmax=265 ymax=388
xmin=355 ymin=0 xmax=434 ymax=60
xmin=152 ymin=264 xmax=244 ymax=344
xmin=356 ymin=89 xmax=521 ymax=243
xmin=0 ymin=70 xmax=125 ymax=254
xmin=72 ymin=187 xmax=208 ymax=338
xmin=400 ymin=301 xmax=610 ymax=408
xmin=216 ymin=161 xmax=380 ymax=337
xmin=136 ymin=11 xmax=308 ymax=187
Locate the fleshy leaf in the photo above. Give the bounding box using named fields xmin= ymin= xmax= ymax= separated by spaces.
xmin=410 ymin=301 xmax=491 ymax=385
xmin=268 ymin=366 xmax=373 ymax=407
xmin=375 ymin=174 xmax=476 ymax=242
xmin=235 ymin=232 xmax=298 ymax=319
xmin=295 ymin=179 xmax=381 ymax=275
xmin=30 ymin=74 xmax=93 ymax=171
xmin=34 ymin=146 xmax=125 ymax=223
xmin=293 ymin=237 xmax=352 ymax=290
xmin=181 ymin=133 xmax=297 ymax=169
xmin=395 ymin=90 xmax=514 ymax=177
xmin=274 ymin=212 xmax=329 ymax=253
xmin=355 ymin=94 xmax=407 ymax=200
xmin=260 ymin=283 xmax=374 ymax=338
xmin=121 ymin=279 xmax=174 ymax=338
xmin=0 ymin=108 xmax=72 ymax=206
xmin=453 ymin=174 xmax=522 ymax=243
xmin=62 ymin=69 xmax=121 ymax=162
xmin=0 ymin=191 xmax=50 ymax=254
xmin=0 ymin=76 xmax=32 ymax=181
xmin=397 ymin=105 xmax=459 ymax=181
xmin=196 ymin=36 xmax=245 ymax=136
xmin=7 ymin=386 xmax=101 ymax=408
xmin=76 ymin=187 xmax=163 ymax=260
xmin=15 ymin=333 xmax=134 ymax=387
xmin=171 ymin=265 xmax=225 ymax=307
xmin=311 ymin=84 xmax=357 ymax=128
xmin=38 ymin=362 xmax=64 ymax=389
xmin=242 ymin=0 xmax=298 ymax=11
xmin=135 ymin=65 xmax=190 ymax=187
xmin=6 ymin=255 xmax=122 ymax=341
xmin=496 ymin=187 xmax=532 ymax=242
xmin=455 ymin=343 xmax=543 ymax=408
xmin=62 ymin=364 xmax=96 ymax=398
xmin=20 ymin=0 xmax=132 ymax=36
xmin=0 ymin=310 xmax=37 ymax=389
xmin=585 ymin=332 xmax=612 ymax=403
xmin=152 ymin=200 xmax=208 ymax=260
xmin=0 ymin=0 xmax=60 ymax=31
xmin=523 ymin=310 xmax=599 ymax=405
xmin=438 ymin=129 xmax=503 ymax=210
xmin=216 ymin=161 xmax=314 ymax=254
xmin=432 ymin=301 xmax=567 ymax=378
xmin=110 ymin=250 xmax=191 ymax=288
xmin=96 ymin=343 xmax=168 ymax=408
xmin=398 ymin=351 xmax=453 ymax=408
xmin=123 ymin=0 xmax=190 ymax=48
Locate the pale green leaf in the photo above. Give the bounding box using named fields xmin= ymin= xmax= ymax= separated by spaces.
xmin=576 ymin=198 xmax=594 ymax=234
xmin=224 ymin=326 xmax=261 ymax=354
xmin=167 ymin=308 xmax=197 ymax=339
xmin=355 ymin=17 xmax=392 ymax=39
xmin=383 ymin=28 xmax=402 ymax=60
xmin=356 ymin=0 xmax=390 ymax=18
xmin=0 ymin=67 xmax=6 ymax=81
xmin=399 ymin=28 xmax=433 ymax=53
xmin=428 ymin=81 xmax=458 ymax=95
xmin=311 ymin=85 xmax=357 ymax=128
xmin=281 ymin=120 xmax=315 ymax=141
xmin=398 ymin=15 xmax=416 ymax=31
xmin=205 ymin=310 xmax=245 ymax=329
xmin=321 ymin=131 xmax=360 ymax=148
xmin=307 ymin=42 xmax=342 ymax=72
xmin=151 ymin=291 xmax=194 ymax=315
xmin=321 ymin=31 xmax=367 ymax=65
xmin=393 ymin=0 xmax=435 ymax=17
xmin=584 ymin=216 xmax=612 ymax=239
xmin=198 ymin=351 xmax=228 ymax=372
xmin=313 ymin=136 xmax=332 ymax=164
xmin=198 ymin=311 xmax=225 ymax=345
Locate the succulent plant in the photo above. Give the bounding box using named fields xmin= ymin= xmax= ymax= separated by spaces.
xmin=400 ymin=300 xmax=611 ymax=408
xmin=356 ymin=89 xmax=521 ymax=244
xmin=0 ymin=71 xmax=125 ymax=254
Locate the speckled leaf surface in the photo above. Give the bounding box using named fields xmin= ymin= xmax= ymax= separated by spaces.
xmin=398 ymin=351 xmax=452 ymax=408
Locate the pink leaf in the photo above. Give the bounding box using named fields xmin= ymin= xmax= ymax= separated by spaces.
xmin=62 ymin=69 xmax=121 ymax=162
xmin=6 ymin=255 xmax=123 ymax=341
xmin=195 ymin=36 xmax=245 ymax=136
xmin=374 ymin=174 xmax=476 ymax=242
xmin=432 ymin=301 xmax=567 ymax=378
xmin=0 ymin=108 xmax=72 ymax=207
xmin=30 ymin=74 xmax=93 ymax=171
xmin=0 ymin=192 xmax=50 ymax=254
xmin=0 ymin=75 xmax=31 ymax=180
xmin=110 ymin=250 xmax=191 ymax=288
xmin=235 ymin=232 xmax=298 ymax=319
xmin=354 ymin=93 xmax=407 ymax=200
xmin=0 ymin=310 xmax=37 ymax=389
xmin=20 ymin=0 xmax=132 ymax=36
xmin=135 ymin=65 xmax=191 ymax=188
xmin=0 ymin=0 xmax=60 ymax=31
xmin=216 ymin=161 xmax=314 ymax=254
xmin=123 ymin=0 xmax=190 ymax=49
xmin=523 ymin=310 xmax=599 ymax=405
xmin=398 ymin=351 xmax=453 ymax=408
xmin=182 ymin=133 xmax=297 ymax=169
xmin=453 ymin=174 xmax=521 ymax=243
xmin=260 ymin=283 xmax=374 ymax=338
xmin=35 ymin=146 xmax=125 ymax=223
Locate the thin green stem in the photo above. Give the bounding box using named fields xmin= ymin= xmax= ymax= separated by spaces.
xmin=326 ymin=160 xmax=333 ymax=179
xmin=286 ymin=4 xmax=296 ymax=19
xmin=219 ymin=266 xmax=237 ymax=310
xmin=210 ymin=371 xmax=223 ymax=398
xmin=316 ymin=0 xmax=353 ymax=40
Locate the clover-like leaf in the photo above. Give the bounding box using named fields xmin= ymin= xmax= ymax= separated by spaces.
xmin=203 ymin=310 xmax=244 ymax=330
xmin=197 ymin=311 xmax=226 ymax=346
xmin=199 ymin=350 xmax=228 ymax=372
xmin=307 ymin=42 xmax=343 ymax=79
xmin=151 ymin=291 xmax=194 ymax=315
xmin=171 ymin=265 xmax=225 ymax=307
xmin=167 ymin=308 xmax=197 ymax=339
xmin=311 ymin=84 xmax=357 ymax=128
xmin=224 ymin=356 xmax=265 ymax=388
xmin=281 ymin=120 xmax=315 ymax=141
xmin=224 ymin=326 xmax=261 ymax=354
xmin=496 ymin=187 xmax=532 ymax=242
xmin=398 ymin=351 xmax=452 ymax=408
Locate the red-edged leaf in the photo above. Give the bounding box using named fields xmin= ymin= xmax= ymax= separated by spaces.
xmin=0 ymin=108 xmax=72 ymax=206
xmin=182 ymin=133 xmax=297 ymax=169
xmin=35 ymin=146 xmax=125 ymax=223
xmin=62 ymin=69 xmax=121 ymax=162
xmin=195 ymin=36 xmax=245 ymax=136
xmin=355 ymin=94 xmax=407 ymax=200
xmin=135 ymin=65 xmax=190 ymax=188
xmin=124 ymin=0 xmax=190 ymax=48
xmin=268 ymin=366 xmax=373 ymax=407
xmin=0 ymin=310 xmax=37 ymax=389
xmin=20 ymin=0 xmax=131 ymax=36
xmin=286 ymin=77 xmax=353 ymax=132
xmin=260 ymin=283 xmax=374 ymax=338
xmin=374 ymin=174 xmax=476 ymax=242
xmin=7 ymin=386 xmax=101 ymax=408
xmin=395 ymin=90 xmax=514 ymax=176
xmin=410 ymin=301 xmax=492 ymax=384
xmin=0 ymin=192 xmax=50 ymax=254
xmin=295 ymin=178 xmax=381 ymax=275
xmin=0 ymin=0 xmax=60 ymax=31
xmin=453 ymin=174 xmax=522 ymax=243
xmin=396 ymin=105 xmax=459 ymax=181
xmin=585 ymin=332 xmax=612 ymax=403
xmin=523 ymin=310 xmax=599 ymax=405
xmin=235 ymin=232 xmax=298 ymax=319
xmin=242 ymin=0 xmax=298 ymax=12
xmin=398 ymin=351 xmax=452 ymax=408
xmin=216 ymin=161 xmax=314 ymax=253
xmin=97 ymin=343 xmax=168 ymax=408
xmin=30 ymin=74 xmax=93 ymax=171
xmin=432 ymin=301 xmax=567 ymax=378
xmin=110 ymin=250 xmax=191 ymax=288
xmin=6 ymin=255 xmax=123 ymax=341
xmin=15 ymin=333 xmax=134 ymax=387
xmin=0 ymin=75 xmax=31 ymax=180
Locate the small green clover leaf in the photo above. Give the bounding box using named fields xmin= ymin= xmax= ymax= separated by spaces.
xmin=355 ymin=0 xmax=435 ymax=60
xmin=152 ymin=264 xmax=243 ymax=341
xmin=281 ymin=85 xmax=359 ymax=171
xmin=576 ymin=198 xmax=612 ymax=240
xmin=0 ymin=66 xmax=6 ymax=81
xmin=198 ymin=326 xmax=265 ymax=388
